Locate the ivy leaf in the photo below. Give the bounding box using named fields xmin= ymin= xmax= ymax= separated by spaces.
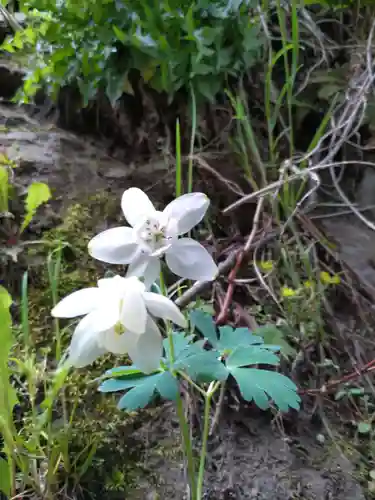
xmin=20 ymin=182 xmax=51 ymax=233
xmin=0 ymin=457 xmax=11 ymax=497
xmin=217 ymin=326 xmax=263 ymax=352
xmin=175 ymin=350 xmax=228 ymax=382
xmin=230 ymin=368 xmax=301 ymax=412
xmin=226 ymin=345 xmax=280 ymax=369
xmin=189 ymin=309 xmax=217 ymax=346
xmin=255 ymin=325 xmax=296 ymax=357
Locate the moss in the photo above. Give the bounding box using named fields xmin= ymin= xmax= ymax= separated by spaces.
xmin=26 ymin=191 xmax=119 ymax=340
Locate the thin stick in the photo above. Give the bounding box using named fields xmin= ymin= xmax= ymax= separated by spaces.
xmin=216 ymin=198 xmax=265 ymax=325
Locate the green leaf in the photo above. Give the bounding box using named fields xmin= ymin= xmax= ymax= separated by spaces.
xmin=189 ymin=309 xmax=217 ymax=346
xmin=155 ymin=372 xmax=179 ymax=401
xmin=0 ymin=286 xmax=12 ymax=312
xmin=0 ymin=286 xmax=17 ymax=434
xmin=103 ymin=366 xmax=144 ymax=378
xmin=150 ymin=282 xmax=162 ymax=294
xmin=105 ymin=71 xmax=126 ymax=105
xmin=0 ymin=285 xmax=12 ymax=360
xmin=196 ymin=77 xmax=221 ymax=102
xmin=103 ymin=370 xmax=179 ymax=409
xmin=176 ymin=351 xmax=228 ymax=382
xmin=99 ymin=373 xmax=156 ymax=393
xmin=318 ymin=84 xmax=342 ymax=101
xmin=191 ymin=62 xmax=213 ymax=76
xmin=21 ymin=182 xmax=51 ymax=232
xmin=173 ymin=340 xmax=206 ymax=363
xmin=0 ymin=164 xmax=9 ymax=214
xmin=217 ymin=326 xmax=263 ymax=352
xmin=112 ymin=26 xmax=128 ymax=43
xmin=255 ymin=325 xmax=296 ymax=357
xmin=357 ymin=421 xmax=372 ymax=435
xmin=163 ymin=331 xmax=194 ymax=360
xmin=230 ymin=368 xmax=301 ymax=412
xmin=0 ymin=457 xmax=11 ymax=497
xmin=226 ymin=345 xmax=280 ymax=369
xmin=117 ymin=380 xmax=156 ymax=410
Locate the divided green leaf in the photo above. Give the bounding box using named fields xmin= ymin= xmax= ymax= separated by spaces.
xmin=226 ymin=345 xmax=280 ymax=369
xmin=174 ymin=350 xmax=228 ymax=383
xmin=217 ymin=326 xmax=263 ymax=352
xmin=163 ymin=331 xmax=195 ymax=361
xmin=99 ymin=370 xmax=179 ymax=411
xmin=117 ymin=381 xmax=156 ymax=411
xmin=230 ymin=368 xmax=301 ymax=412
xmin=189 ymin=309 xmax=218 ymax=346
xmin=255 ymin=325 xmax=296 ymax=357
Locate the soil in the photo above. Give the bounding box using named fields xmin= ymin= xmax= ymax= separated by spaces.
xmin=115 ymin=404 xmax=365 ymax=500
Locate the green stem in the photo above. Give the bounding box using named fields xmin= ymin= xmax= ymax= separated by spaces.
xmin=179 ymin=371 xmax=206 ymax=397
xmin=176 ymin=397 xmax=197 ymax=499
xmin=196 ymin=382 xmax=220 ymax=499
xmin=159 ymin=271 xmax=197 ymax=498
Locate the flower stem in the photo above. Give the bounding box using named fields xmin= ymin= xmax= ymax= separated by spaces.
xmin=176 ymin=397 xmax=197 ymax=499
xmin=196 ymin=382 xmax=221 ymax=499
xmin=159 ymin=270 xmax=197 ymax=499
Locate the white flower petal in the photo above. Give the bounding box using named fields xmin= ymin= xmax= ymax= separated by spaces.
xmin=120 ymin=286 xmax=147 ymax=334
xmin=51 ymin=288 xmax=101 ymax=318
xmin=101 ymin=328 xmax=138 ymax=354
xmin=163 ymin=193 xmax=209 ymax=235
xmin=98 ymin=275 xmax=145 ymax=297
xmin=143 ymin=258 xmax=161 ymax=290
xmin=74 ymin=305 xmax=118 ymax=337
xmin=67 ymin=326 xmax=107 ymax=368
xmin=88 ymin=227 xmax=138 ymax=264
xmin=97 ymin=275 xmax=123 ymax=290
xmin=127 ymin=317 xmax=162 ymax=373
xmin=166 ymin=238 xmax=218 ymax=281
xmin=144 ymin=291 xmax=187 ymax=328
xmin=126 ymin=249 xmax=152 ymax=278
xmin=121 ymin=188 xmax=156 ymax=227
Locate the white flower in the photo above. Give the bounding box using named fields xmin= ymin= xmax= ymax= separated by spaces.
xmin=51 ymin=275 xmax=186 ymax=373
xmin=88 ymin=188 xmax=218 ymax=287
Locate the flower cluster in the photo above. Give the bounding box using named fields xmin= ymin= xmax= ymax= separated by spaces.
xmin=52 ymin=188 xmax=218 ymax=372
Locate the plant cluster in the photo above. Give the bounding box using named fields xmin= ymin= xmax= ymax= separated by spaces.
xmin=0 ymin=151 xmax=51 ymax=264
xmin=3 ymin=0 xmax=264 ymax=104
xmin=0 ymin=186 xmax=300 ymax=500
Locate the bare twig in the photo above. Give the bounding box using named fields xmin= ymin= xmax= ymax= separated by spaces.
xmin=215 ymin=198 xmax=265 ymax=325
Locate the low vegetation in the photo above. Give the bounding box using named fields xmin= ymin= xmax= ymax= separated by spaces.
xmin=2 ymin=0 xmax=375 ymax=498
